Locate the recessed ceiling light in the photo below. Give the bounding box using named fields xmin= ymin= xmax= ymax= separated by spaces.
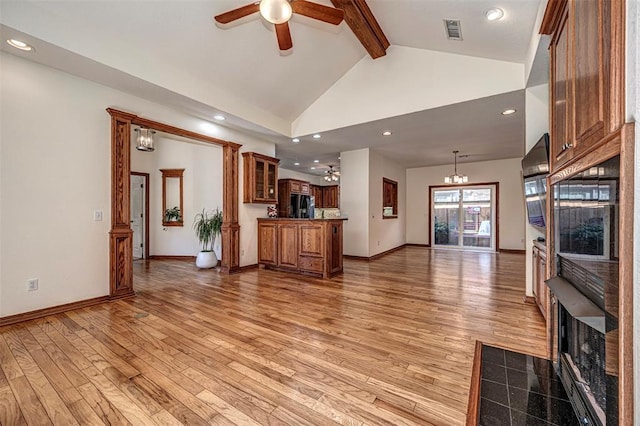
xmin=313 ymin=160 xmax=319 ymax=163
xmin=213 ymin=115 xmax=225 ymax=121
xmin=485 ymin=8 xmax=504 ymax=21
xmin=7 ymin=39 xmax=33 ymax=51
xmin=313 ymin=134 xmax=321 ymax=139
xmin=294 ymin=162 xmax=300 ymax=166
xmin=311 ymin=167 xmax=316 ymax=170
xmin=292 ymin=138 xmax=300 ymax=143
xmin=382 ymin=131 xmax=392 ymax=136
xmin=501 ymin=109 xmax=517 ymax=115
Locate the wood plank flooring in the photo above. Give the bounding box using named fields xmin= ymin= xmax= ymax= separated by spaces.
xmin=0 ymin=247 xmax=546 ymax=425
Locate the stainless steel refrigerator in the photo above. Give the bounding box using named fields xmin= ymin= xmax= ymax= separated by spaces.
xmin=289 ymin=194 xmax=315 ymax=218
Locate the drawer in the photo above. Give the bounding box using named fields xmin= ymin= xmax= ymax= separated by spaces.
xmin=299 ymin=255 xmax=323 ymax=273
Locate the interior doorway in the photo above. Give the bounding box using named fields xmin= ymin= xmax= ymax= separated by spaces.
xmin=429 ymin=183 xmax=498 ymax=251
xmin=131 ymin=172 xmax=149 ymax=260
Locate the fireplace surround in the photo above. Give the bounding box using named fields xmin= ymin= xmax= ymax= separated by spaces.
xmin=549 ymin=156 xmax=620 ymax=425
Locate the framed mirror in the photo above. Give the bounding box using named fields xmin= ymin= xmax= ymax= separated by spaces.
xmin=160 ymin=168 xmax=184 ymax=226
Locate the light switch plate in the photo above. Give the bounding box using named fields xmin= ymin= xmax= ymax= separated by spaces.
xmin=94 ymin=210 xmax=103 ymax=221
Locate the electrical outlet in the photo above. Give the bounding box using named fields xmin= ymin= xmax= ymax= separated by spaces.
xmin=27 ymin=278 xmax=38 ymax=291
xmin=94 ymin=210 xmax=103 ymax=221
xmin=241 ymin=249 xmax=245 ymax=257
xmin=377 ymin=240 xmax=380 ymax=246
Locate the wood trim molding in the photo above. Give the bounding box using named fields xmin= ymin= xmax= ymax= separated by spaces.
xmin=466 ymin=340 xmax=483 ymax=426
xmin=405 ymin=243 xmax=429 ymax=247
xmin=523 ymin=295 xmax=537 ymax=305
xmin=236 ymin=263 xmax=259 ymax=273
xmin=0 ymin=296 xmax=110 ymax=327
xmin=618 ymin=122 xmax=634 ymax=424
xmin=108 ymin=111 xmax=135 ymax=300
xmin=106 ymin=108 xmax=239 ymax=149
xmin=107 ymin=108 xmax=242 ymax=297
xmin=548 ymin=127 xmax=623 ymax=185
xmin=344 ymin=244 xmax=407 ymax=261
xmin=330 ymin=0 xmax=389 ymax=59
xmin=221 ymin=144 xmax=240 ymax=273
xmin=147 ymin=255 xmax=197 ymax=261
xmin=540 ymin=0 xmax=568 ymax=35
xmin=499 ymin=249 xmax=526 ymax=255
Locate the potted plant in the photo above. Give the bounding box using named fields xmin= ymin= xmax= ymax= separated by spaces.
xmin=164 ymin=206 xmax=182 ymax=222
xmin=193 ymin=208 xmax=223 ymax=269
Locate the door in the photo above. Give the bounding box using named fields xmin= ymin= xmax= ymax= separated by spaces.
xmin=130 ymin=174 xmax=146 ymax=259
xmin=431 ymin=185 xmax=496 ymax=251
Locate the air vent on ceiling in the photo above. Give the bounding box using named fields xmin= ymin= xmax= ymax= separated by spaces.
xmin=444 ymin=19 xmax=463 ymax=41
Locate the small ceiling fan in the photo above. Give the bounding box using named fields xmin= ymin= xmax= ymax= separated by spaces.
xmin=214 ymin=0 xmax=344 ymax=51
xmin=324 ymin=165 xmax=340 ymax=182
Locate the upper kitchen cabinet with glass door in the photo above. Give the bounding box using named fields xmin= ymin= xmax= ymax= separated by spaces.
xmin=242 ymin=152 xmax=280 ymax=203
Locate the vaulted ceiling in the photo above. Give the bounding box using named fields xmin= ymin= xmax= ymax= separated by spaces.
xmin=0 ymin=0 xmax=547 ymax=175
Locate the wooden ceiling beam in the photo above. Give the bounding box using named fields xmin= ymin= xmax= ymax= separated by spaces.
xmin=331 ymin=0 xmax=389 ymax=59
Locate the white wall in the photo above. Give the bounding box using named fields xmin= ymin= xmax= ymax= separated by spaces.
xmin=524 ymin=84 xmax=550 ymax=296
xmin=0 ymin=51 xmax=276 ymax=317
xmin=406 ymin=158 xmax=526 ymax=250
xmin=369 ymin=150 xmax=406 ymax=256
xmin=131 ymin=135 xmax=223 ymax=258
xmin=340 ymin=149 xmax=370 ymax=257
xmin=293 ymin=45 xmax=525 ymax=136
xmin=278 ymin=168 xmax=326 ymax=186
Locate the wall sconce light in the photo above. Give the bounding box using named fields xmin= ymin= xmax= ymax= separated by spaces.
xmin=135 ymin=127 xmax=156 ymax=152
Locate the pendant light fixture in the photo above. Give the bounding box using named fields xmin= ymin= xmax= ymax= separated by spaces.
xmin=444 ymin=150 xmax=468 ymax=184
xmin=135 ymin=127 xmax=156 ymax=152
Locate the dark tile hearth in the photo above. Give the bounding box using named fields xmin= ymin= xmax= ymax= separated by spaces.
xmin=478 ymin=345 xmax=579 ymax=426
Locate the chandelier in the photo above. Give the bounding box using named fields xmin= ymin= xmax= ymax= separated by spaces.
xmin=324 ymin=165 xmax=340 ymax=182
xmin=444 ymin=150 xmax=468 ymax=184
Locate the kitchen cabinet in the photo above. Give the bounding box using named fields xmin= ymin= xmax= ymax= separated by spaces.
xmin=532 ymin=240 xmax=548 ymax=319
xmin=542 ymin=0 xmax=625 ymax=172
xmin=242 ymin=152 xmax=279 ymax=204
xmin=310 ymin=185 xmax=323 ymax=207
xmin=257 ymin=218 xmax=345 ymax=278
xmin=322 ymin=185 xmax=339 ymax=208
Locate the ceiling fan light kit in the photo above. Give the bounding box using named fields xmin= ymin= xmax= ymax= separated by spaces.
xmin=260 ymin=0 xmax=293 ymax=24
xmin=325 ymin=165 xmax=340 ymax=182
xmin=214 ymin=0 xmax=388 ymax=58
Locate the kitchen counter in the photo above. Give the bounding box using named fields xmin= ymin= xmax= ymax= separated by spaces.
xmin=257 ymin=218 xmax=344 ymax=278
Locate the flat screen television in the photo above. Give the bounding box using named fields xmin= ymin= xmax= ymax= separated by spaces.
xmin=522 ymin=133 xmax=550 ymax=231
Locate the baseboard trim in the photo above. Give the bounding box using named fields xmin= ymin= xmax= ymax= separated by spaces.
xmin=344 ymin=244 xmax=407 ymax=261
xmin=0 ymin=295 xmax=111 ymax=327
xmin=523 ymin=295 xmax=536 ymax=305
xmin=499 ymin=249 xmax=526 ymax=255
xmin=148 ymin=255 xmax=197 ymax=261
xmin=405 ymin=243 xmax=430 ymax=247
xmin=466 ymin=340 xmax=483 ymax=426
xmin=236 ymin=264 xmax=259 ymax=273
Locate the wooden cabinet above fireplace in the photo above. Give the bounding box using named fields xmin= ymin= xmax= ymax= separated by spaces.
xmin=541 ymin=0 xmax=626 ymax=173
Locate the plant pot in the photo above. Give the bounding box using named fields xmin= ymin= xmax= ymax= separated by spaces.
xmin=196 ymin=251 xmax=217 ymax=269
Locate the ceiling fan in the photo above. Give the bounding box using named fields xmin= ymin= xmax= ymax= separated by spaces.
xmin=214 ymin=0 xmax=344 ymax=51
xmin=324 ymin=165 xmax=340 ymax=182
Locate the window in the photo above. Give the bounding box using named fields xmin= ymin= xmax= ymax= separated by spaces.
xmin=383 ymin=178 xmax=398 ymax=219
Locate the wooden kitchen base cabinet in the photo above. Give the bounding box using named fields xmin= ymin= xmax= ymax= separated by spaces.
xmin=257 ymin=218 xmax=344 ymax=278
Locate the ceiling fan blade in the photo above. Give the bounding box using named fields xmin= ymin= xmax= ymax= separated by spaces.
xmin=292 ymin=0 xmax=344 ymax=25
xmin=214 ymin=2 xmax=260 ymax=24
xmin=275 ymin=22 xmax=293 ymax=51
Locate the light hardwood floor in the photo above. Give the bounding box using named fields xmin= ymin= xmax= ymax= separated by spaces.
xmin=0 ymin=247 xmax=546 ymax=425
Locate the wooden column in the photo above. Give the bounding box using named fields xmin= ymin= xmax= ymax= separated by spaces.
xmin=107 ymin=109 xmax=135 ymax=299
xmin=221 ymin=143 xmax=241 ymax=273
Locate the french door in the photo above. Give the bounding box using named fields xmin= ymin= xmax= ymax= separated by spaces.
xmin=431 ymin=185 xmax=497 ymax=251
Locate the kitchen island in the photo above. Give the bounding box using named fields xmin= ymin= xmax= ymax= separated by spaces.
xmin=257 ymin=218 xmax=346 ymax=278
